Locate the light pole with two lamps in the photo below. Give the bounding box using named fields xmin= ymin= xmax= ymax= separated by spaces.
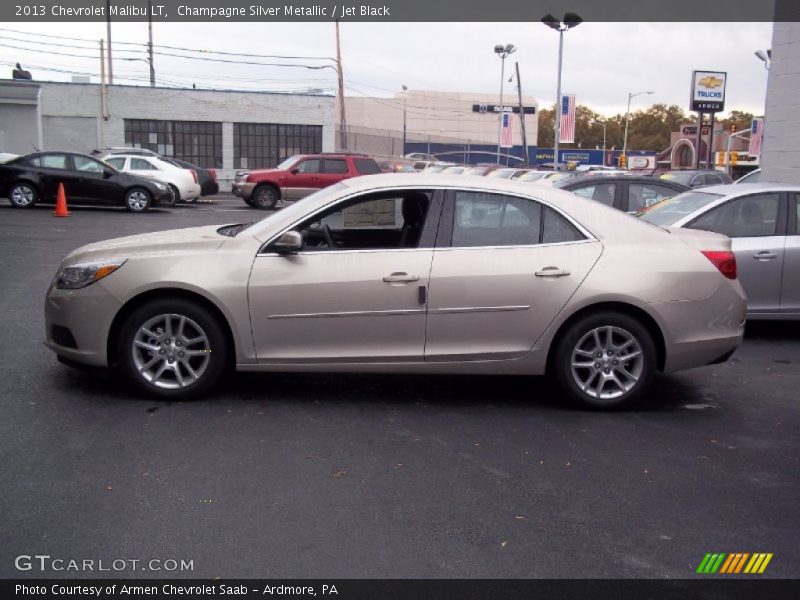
xmin=541 ymin=12 xmax=582 ymax=170
xmin=494 ymin=44 xmax=516 ymax=164
xmin=622 ymin=90 xmax=654 ymax=161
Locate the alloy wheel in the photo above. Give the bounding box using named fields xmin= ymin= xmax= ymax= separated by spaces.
xmin=11 ymin=185 xmax=35 ymax=207
xmin=569 ymin=325 xmax=644 ymax=400
xmin=127 ymin=190 xmax=149 ymax=211
xmin=131 ymin=313 xmax=211 ymax=389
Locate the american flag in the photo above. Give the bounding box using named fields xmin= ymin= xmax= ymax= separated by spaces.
xmin=749 ymin=117 xmax=764 ymax=158
xmin=559 ymin=94 xmax=576 ymax=144
xmin=500 ymin=111 xmax=514 ymax=148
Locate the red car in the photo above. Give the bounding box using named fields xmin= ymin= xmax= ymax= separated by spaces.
xmin=232 ymin=152 xmax=381 ymax=209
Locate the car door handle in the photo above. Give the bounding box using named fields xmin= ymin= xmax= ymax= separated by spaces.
xmin=382 ymin=272 xmax=419 ymax=283
xmin=753 ymin=251 xmax=777 ymax=260
xmin=535 ymin=267 xmax=571 ymax=278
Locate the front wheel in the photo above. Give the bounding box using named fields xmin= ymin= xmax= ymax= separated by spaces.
xmin=552 ymin=311 xmax=656 ymax=410
xmin=9 ymin=182 xmax=38 ymax=208
xmin=117 ymin=298 xmax=228 ymax=399
xmin=125 ymin=188 xmax=152 ymax=212
xmin=251 ymin=185 xmax=278 ymax=210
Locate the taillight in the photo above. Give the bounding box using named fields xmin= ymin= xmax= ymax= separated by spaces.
xmin=190 ymin=169 xmax=198 ymax=183
xmin=701 ymin=250 xmax=737 ymax=280
xmin=208 ymin=169 xmax=217 ymax=182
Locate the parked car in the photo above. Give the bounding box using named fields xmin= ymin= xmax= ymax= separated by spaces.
xmin=96 ymin=148 xmax=218 ymax=198
xmin=232 ymin=153 xmax=381 ymax=209
xmin=735 ymin=169 xmax=761 ymax=184
xmin=462 ymin=165 xmax=498 ymax=176
xmin=556 ymin=175 xmax=690 ymax=213
xmin=517 ymin=170 xmax=573 ymax=185
xmin=163 ymin=158 xmax=219 ymax=197
xmin=638 ymin=183 xmax=799 ymax=319
xmin=377 ymin=159 xmax=416 ymax=173
xmin=0 ymin=151 xmax=173 ymax=212
xmin=486 ymin=168 xmax=533 ymax=180
xmin=101 ymin=153 xmax=201 ymax=203
xmin=404 ymin=152 xmax=438 ymax=161
xmin=45 ymin=174 xmax=745 ymax=409
xmin=441 ymin=165 xmax=468 ymax=175
xmin=658 ymin=169 xmax=733 ymax=188
xmin=0 ymin=153 xmax=19 ymax=164
xmin=421 ymin=162 xmax=455 ymax=174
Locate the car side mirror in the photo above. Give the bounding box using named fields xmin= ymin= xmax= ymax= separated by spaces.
xmin=290 ymin=168 xmax=300 ymax=175
xmin=103 ymin=168 xmax=114 ymax=178
xmin=272 ymin=231 xmax=303 ymax=254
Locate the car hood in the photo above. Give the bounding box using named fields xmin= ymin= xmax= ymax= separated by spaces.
xmin=64 ymin=224 xmax=227 ymax=264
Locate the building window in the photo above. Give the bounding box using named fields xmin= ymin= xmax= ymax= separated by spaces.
xmin=234 ymin=123 xmax=323 ymax=170
xmin=123 ymin=119 xmax=223 ymax=169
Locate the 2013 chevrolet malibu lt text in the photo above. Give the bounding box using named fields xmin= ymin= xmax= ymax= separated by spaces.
xmin=43 ymin=174 xmax=746 ymax=409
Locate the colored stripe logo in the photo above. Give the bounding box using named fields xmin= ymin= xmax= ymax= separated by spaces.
xmin=697 ymin=553 xmax=773 ymax=574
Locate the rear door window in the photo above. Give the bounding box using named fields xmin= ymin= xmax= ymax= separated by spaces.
xmin=354 ymin=158 xmax=381 ymax=175
xmin=130 ymin=158 xmax=157 ymax=170
xmin=688 ymin=193 xmax=781 ymax=237
xmin=628 ymin=183 xmax=681 ymax=211
xmin=451 ymin=191 xmax=541 ymax=247
xmin=323 ymin=159 xmax=348 ymax=174
xmin=570 ymin=183 xmax=616 ymax=207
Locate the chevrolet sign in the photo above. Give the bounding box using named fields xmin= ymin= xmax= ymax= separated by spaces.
xmin=690 ymin=70 xmax=726 ymax=112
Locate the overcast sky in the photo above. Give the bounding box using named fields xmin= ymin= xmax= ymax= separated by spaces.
xmin=0 ymin=21 xmax=774 ymax=117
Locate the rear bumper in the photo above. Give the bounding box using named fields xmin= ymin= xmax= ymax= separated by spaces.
xmin=654 ymin=279 xmax=747 ymax=373
xmin=152 ymin=188 xmax=175 ymax=205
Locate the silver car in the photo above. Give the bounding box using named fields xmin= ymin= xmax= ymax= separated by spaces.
xmin=44 ymin=174 xmax=746 ymax=409
xmin=639 ymin=183 xmax=800 ymax=320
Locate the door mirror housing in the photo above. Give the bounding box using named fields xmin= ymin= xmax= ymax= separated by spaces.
xmin=272 ymin=231 xmax=303 ymax=253
xmin=103 ymin=168 xmax=114 ymax=178
xmin=290 ymin=168 xmax=300 ymax=175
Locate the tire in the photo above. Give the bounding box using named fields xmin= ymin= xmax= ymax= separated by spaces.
xmin=125 ymin=187 xmax=152 ymax=212
xmin=244 ymin=197 xmax=255 ymax=207
xmin=117 ymin=298 xmax=228 ymax=400
xmin=168 ymin=184 xmax=181 ymax=203
xmin=251 ymin=184 xmax=279 ymax=210
xmin=552 ymin=311 xmax=657 ymax=410
xmin=9 ymin=181 xmax=38 ymax=208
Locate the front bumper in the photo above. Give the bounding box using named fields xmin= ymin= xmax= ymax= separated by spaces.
xmin=44 ymin=281 xmax=123 ymax=367
xmin=231 ymin=181 xmax=256 ymax=199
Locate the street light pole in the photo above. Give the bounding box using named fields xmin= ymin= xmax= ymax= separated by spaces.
xmin=401 ymin=84 xmax=408 ymax=156
xmin=622 ymin=89 xmax=654 ymax=159
xmin=494 ymin=44 xmax=516 ymax=164
xmin=542 ymin=13 xmax=582 ymax=170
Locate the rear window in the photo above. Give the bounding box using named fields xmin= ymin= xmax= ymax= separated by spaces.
xmin=637 ymin=191 xmax=723 ymax=226
xmin=354 ymin=158 xmax=381 ymax=175
xmin=324 ymin=159 xmax=348 ymax=174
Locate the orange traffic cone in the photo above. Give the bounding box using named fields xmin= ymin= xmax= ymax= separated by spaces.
xmin=53 ymin=182 xmax=70 ymax=217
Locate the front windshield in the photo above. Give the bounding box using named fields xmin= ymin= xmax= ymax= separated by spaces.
xmin=637 ymin=191 xmax=723 ymax=226
xmin=276 ymin=156 xmax=302 ymax=170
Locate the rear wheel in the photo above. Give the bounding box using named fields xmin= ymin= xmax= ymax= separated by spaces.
xmin=251 ymin=184 xmax=279 ymax=209
xmin=168 ymin=184 xmax=181 ymax=203
xmin=117 ymin=298 xmax=228 ymax=399
xmin=9 ymin=182 xmax=38 ymax=208
xmin=552 ymin=311 xmax=656 ymax=410
xmin=125 ymin=188 xmax=151 ymax=212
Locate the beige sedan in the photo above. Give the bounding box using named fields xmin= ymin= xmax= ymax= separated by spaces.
xmin=44 ymin=174 xmax=746 ymax=409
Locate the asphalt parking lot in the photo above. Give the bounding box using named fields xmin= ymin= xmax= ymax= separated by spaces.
xmin=0 ymin=194 xmax=798 ymax=579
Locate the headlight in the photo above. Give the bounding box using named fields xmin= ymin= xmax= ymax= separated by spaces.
xmin=56 ymin=259 xmax=127 ymax=290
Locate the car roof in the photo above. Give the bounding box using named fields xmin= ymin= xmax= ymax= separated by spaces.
xmin=560 ymin=174 xmax=689 ymax=188
xmin=701 ymin=182 xmax=800 ymax=196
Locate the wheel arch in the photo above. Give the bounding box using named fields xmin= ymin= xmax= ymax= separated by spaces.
xmin=9 ymin=178 xmax=41 ymax=195
xmin=107 ymin=287 xmax=237 ymax=368
xmin=545 ymin=301 xmax=667 ymax=374
xmin=253 ymin=181 xmax=281 ymax=199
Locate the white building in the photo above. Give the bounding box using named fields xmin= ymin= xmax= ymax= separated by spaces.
xmin=0 ymin=80 xmax=336 ymax=190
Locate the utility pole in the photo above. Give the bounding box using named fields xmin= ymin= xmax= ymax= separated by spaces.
xmin=147 ymin=1 xmax=155 ymax=86
xmin=99 ymin=39 xmax=107 ymax=145
xmin=106 ymin=0 xmax=113 ymax=84
xmin=335 ymin=20 xmax=347 ymax=151
xmin=515 ymin=62 xmax=529 ymax=167
xmin=401 ymin=84 xmax=408 ymax=156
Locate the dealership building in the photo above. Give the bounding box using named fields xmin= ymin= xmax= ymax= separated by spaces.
xmin=0 ymin=79 xmax=336 ymax=190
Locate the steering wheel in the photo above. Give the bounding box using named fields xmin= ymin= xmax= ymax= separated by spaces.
xmin=322 ymin=224 xmax=335 ymax=248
